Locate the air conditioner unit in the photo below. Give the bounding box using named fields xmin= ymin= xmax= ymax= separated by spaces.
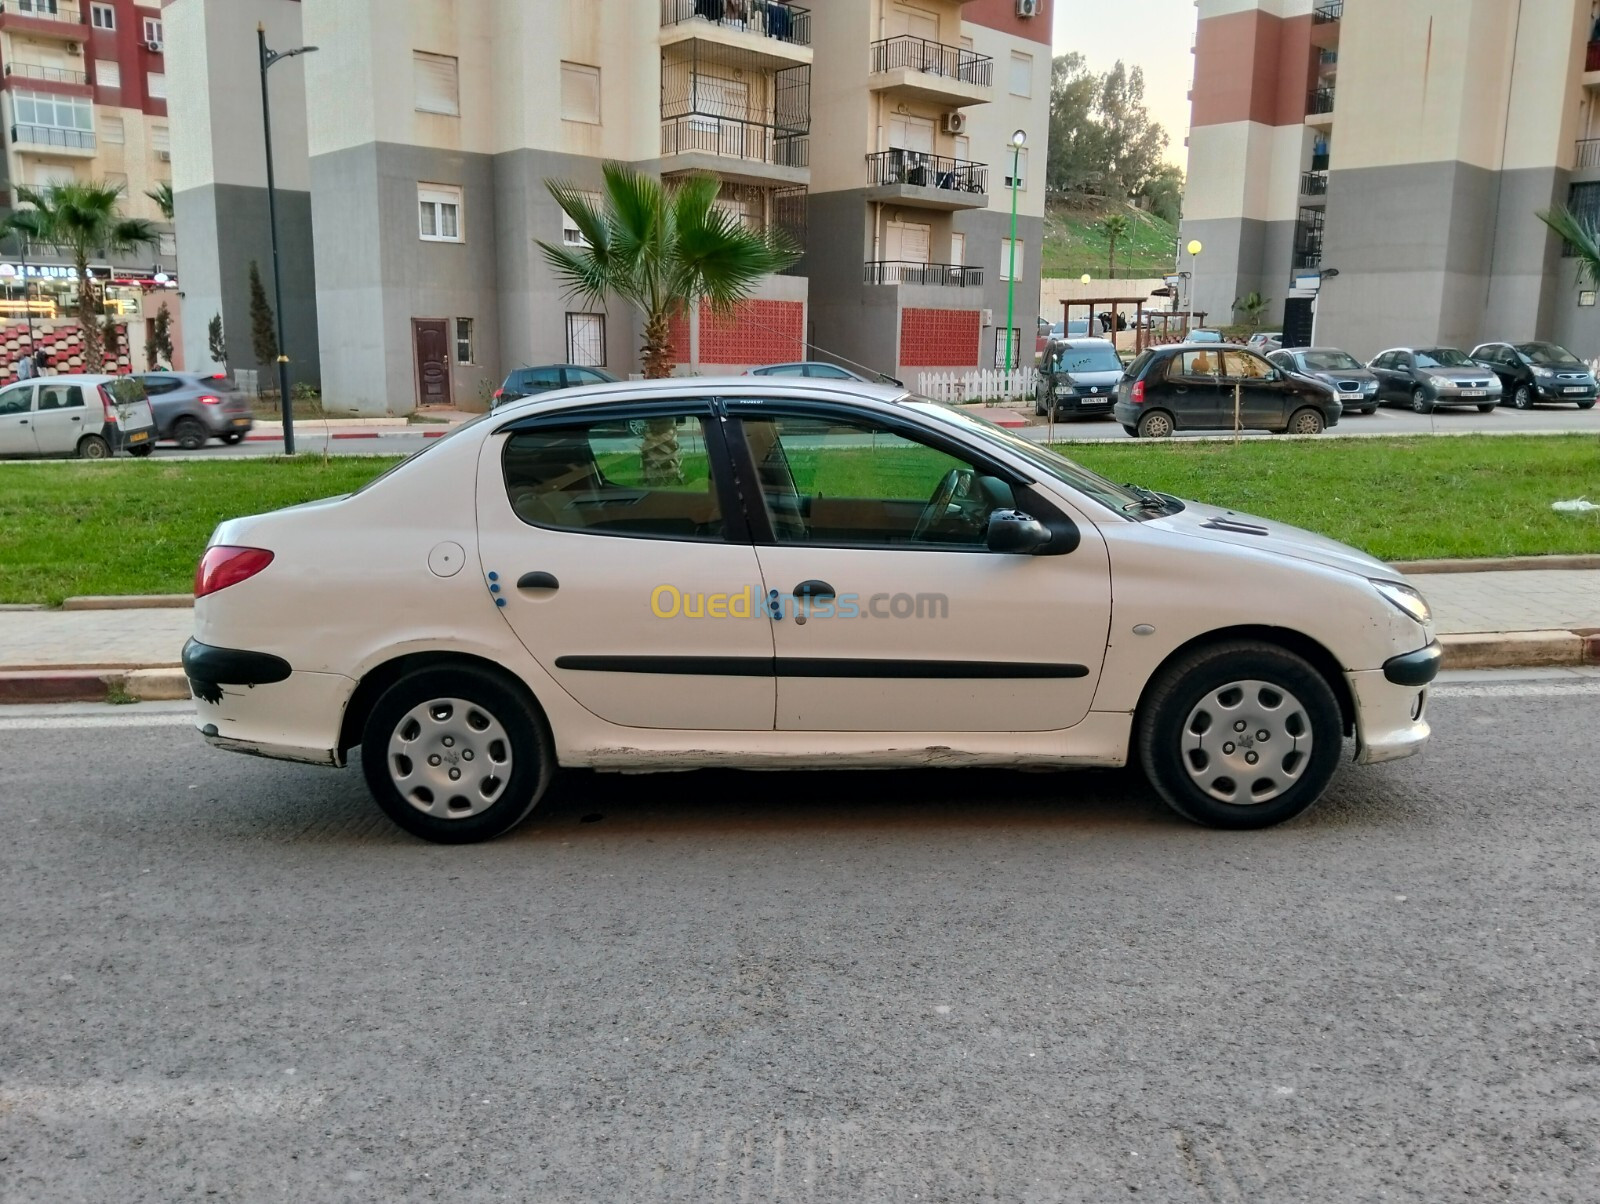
xmin=980 ymin=308 xmax=994 ymax=327
xmin=146 ymin=40 xmax=164 ymax=53
xmin=65 ymin=43 xmax=82 ymax=56
xmin=156 ymin=149 xmax=171 ymax=162
xmin=941 ymin=111 xmax=967 ymax=135
xmin=1016 ymin=0 xmax=1041 ymax=16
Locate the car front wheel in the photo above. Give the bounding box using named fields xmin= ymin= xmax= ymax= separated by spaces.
xmin=221 ymin=431 xmax=246 ymax=445
xmin=1137 ymin=640 xmax=1344 ymax=829
xmin=1286 ymin=407 xmax=1325 ymax=435
xmin=360 ymin=665 xmax=554 ymax=844
xmin=1510 ymin=385 xmax=1533 ymax=410
xmin=1411 ymin=387 xmax=1434 ymax=414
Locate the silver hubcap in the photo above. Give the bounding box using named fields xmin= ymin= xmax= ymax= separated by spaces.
xmin=386 ymin=697 xmax=513 ymax=819
xmin=1292 ymin=411 xmax=1320 ymax=434
xmin=1143 ymin=414 xmax=1171 ymax=437
xmin=1180 ymin=679 xmax=1313 ymax=805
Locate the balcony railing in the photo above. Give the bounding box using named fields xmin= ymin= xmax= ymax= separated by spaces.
xmin=1312 ymin=0 xmax=1343 ymax=23
xmin=1578 ymin=138 xmax=1600 ymax=171
xmin=864 ymin=260 xmax=984 ymax=287
xmin=870 ymin=35 xmax=993 ymax=87
xmin=866 ymin=149 xmax=987 ymax=195
xmin=4 ymin=61 xmax=87 ymax=85
xmin=1307 ymin=86 xmax=1336 ymax=115
xmin=0 ymin=1 xmax=84 ymax=24
xmin=661 ymin=114 xmax=809 ymax=168
xmin=659 ymin=0 xmax=810 ymax=47
xmin=1300 ymin=169 xmax=1328 ymax=196
xmin=1587 ymin=40 xmax=1600 ymax=73
xmin=10 ymin=122 xmax=93 ymax=149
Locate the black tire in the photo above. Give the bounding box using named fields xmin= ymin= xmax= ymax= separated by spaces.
xmin=1411 ymin=387 xmax=1434 ymax=414
xmin=1136 ymin=410 xmax=1175 ymax=439
xmin=1361 ymin=406 xmax=1378 ymax=415
xmin=1286 ymin=406 xmax=1325 ymax=435
xmin=1510 ymin=384 xmax=1533 ymax=410
xmin=220 ymin=431 xmax=246 ymax=445
xmin=76 ymin=434 xmax=110 ymax=460
xmin=1476 ymin=402 xmax=1496 ymax=413
xmin=128 ymin=444 xmax=154 ymax=458
xmin=173 ymin=417 xmax=209 ymax=450
xmin=1121 ymin=423 xmax=1139 ymax=437
xmin=1578 ymin=400 xmax=1595 ymax=411
xmin=1137 ymin=640 xmax=1344 ymax=830
xmin=1035 ymin=399 xmax=1045 ymax=416
xmin=360 ymin=665 xmax=554 ymax=844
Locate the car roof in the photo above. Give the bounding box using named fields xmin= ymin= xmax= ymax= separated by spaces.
xmin=1047 ymin=337 xmax=1117 ymax=350
xmin=488 ymin=375 xmax=908 ymax=417
xmin=16 ymin=374 xmax=122 ymax=384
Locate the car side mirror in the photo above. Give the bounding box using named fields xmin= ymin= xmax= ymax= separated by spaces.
xmin=986 ymin=509 xmax=1051 ymax=554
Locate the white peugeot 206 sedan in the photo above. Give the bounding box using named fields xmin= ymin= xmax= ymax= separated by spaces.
xmin=185 ymin=379 xmax=1438 ymax=843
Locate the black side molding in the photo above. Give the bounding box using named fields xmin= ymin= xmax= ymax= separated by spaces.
xmin=183 ymin=638 xmax=293 ymax=688
xmin=553 ymin=655 xmax=1089 ymax=680
xmin=1383 ymin=641 xmax=1442 ymax=687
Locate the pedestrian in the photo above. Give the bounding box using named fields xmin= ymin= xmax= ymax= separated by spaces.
xmin=13 ymin=350 xmax=35 ymax=381
xmin=32 ymin=350 xmax=49 ymax=377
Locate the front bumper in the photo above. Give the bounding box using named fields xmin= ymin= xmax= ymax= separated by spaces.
xmin=1429 ymin=390 xmax=1502 ymax=407
xmin=1536 ymin=382 xmax=1597 ymax=401
xmin=1348 ymin=657 xmax=1433 ymax=765
xmin=1049 ymin=392 xmax=1118 ymax=416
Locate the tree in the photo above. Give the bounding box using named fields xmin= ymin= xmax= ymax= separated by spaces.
xmin=1102 ymin=213 xmax=1131 ymax=279
xmin=1097 ymin=62 xmax=1170 ymax=200
xmin=145 ymin=302 xmax=174 ymax=369
xmin=248 ymin=260 xmax=278 ymax=371
xmin=1538 ymin=206 xmax=1600 ymax=286
xmin=1140 ymin=164 xmax=1185 ymax=226
xmin=0 ymin=181 xmax=158 ymax=373
xmin=208 ymin=313 xmax=228 ymax=367
xmin=538 ymin=163 xmax=798 ymax=483
xmin=1045 ymin=53 xmax=1107 ymax=195
xmin=146 ymin=182 xmax=174 ymax=222
xmin=1234 ymin=291 xmax=1272 ymax=332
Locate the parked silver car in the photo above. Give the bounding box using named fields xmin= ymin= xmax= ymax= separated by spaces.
xmin=0 ymin=374 xmax=158 ymax=459
xmin=135 ymin=372 xmax=254 ymax=449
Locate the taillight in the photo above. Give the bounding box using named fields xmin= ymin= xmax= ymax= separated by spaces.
xmin=200 ymin=394 xmax=222 ymax=406
xmin=1131 ymin=380 xmax=1145 ymax=405
xmin=98 ymin=384 xmax=117 ymax=421
xmin=492 ymin=387 xmax=503 ymax=400
xmin=195 ymin=546 xmax=274 ymax=598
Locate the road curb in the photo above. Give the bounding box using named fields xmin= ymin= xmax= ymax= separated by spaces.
xmin=62 ymin=594 xmax=193 ymax=611
xmin=1393 ymin=554 xmax=1600 ymax=575
xmin=0 ymin=669 xmax=118 ymax=704
xmin=1438 ymin=630 xmax=1590 ymax=670
xmin=120 ymin=668 xmax=192 ymax=702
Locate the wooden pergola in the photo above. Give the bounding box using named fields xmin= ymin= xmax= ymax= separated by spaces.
xmin=1060 ymin=298 xmax=1207 ymax=354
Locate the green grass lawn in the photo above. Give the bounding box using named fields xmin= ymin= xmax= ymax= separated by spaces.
xmin=2 ymin=436 xmax=1598 ymax=605
xmin=1042 ymin=199 xmax=1177 ymax=280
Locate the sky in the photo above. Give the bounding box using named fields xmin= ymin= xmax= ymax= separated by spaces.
xmin=1051 ymin=0 xmax=1199 ymax=169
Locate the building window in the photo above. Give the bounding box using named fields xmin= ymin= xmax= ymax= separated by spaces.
xmin=143 ymin=16 xmax=163 ymax=46
xmin=413 ymin=51 xmax=460 ymax=117
xmin=104 ymin=171 xmax=128 ymax=193
xmin=151 ymin=125 xmax=170 ymax=154
xmin=994 ymin=328 xmax=1022 ymax=369
xmin=95 ymin=59 xmax=121 ymax=90
xmin=455 ymin=318 xmax=473 ymax=364
xmin=1003 ymin=149 xmax=1028 ymax=190
xmin=1581 ymin=290 xmax=1597 ymax=307
xmin=1000 ymin=238 xmax=1024 ymax=280
xmin=418 ymin=183 xmax=463 ymax=242
xmin=12 ymin=90 xmax=93 ymax=135
xmin=1009 ymin=51 xmax=1033 ymax=97
xmin=90 ymin=3 xmax=114 ymax=29
xmin=562 ymin=209 xmax=590 ymax=247
xmin=566 ymin=312 xmax=606 ymax=366
xmin=100 ymin=115 xmax=125 ymax=143
xmin=147 ymin=72 xmax=166 ymax=99
xmin=159 ymin=233 xmax=177 ymax=256
xmin=560 ymin=62 xmax=601 ymax=125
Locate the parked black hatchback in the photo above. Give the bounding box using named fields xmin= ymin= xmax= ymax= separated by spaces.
xmin=1114 ymin=344 xmax=1340 ymax=438
xmin=1469 ymin=341 xmax=1597 ymax=410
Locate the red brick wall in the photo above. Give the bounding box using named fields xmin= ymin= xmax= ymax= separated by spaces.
xmin=1 ymin=321 xmax=133 ymax=386
xmin=899 ymin=308 xmax=981 ymax=368
xmin=666 ymin=299 xmax=805 ymax=367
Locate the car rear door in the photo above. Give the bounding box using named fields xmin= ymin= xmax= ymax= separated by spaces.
xmin=0 ymin=381 xmax=38 ymax=456
xmin=474 ymin=398 xmax=776 ymax=731
xmin=31 ymin=382 xmax=92 ymax=455
xmin=1162 ymin=350 xmax=1223 ymax=428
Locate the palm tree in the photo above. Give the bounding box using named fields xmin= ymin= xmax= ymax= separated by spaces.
xmin=1234 ymin=290 xmax=1272 ymax=333
xmin=1538 ymin=206 xmax=1600 ymax=285
xmin=145 ymin=182 xmax=175 ymax=222
xmin=2 ymin=181 xmax=159 ymax=373
xmin=539 ymin=163 xmax=798 ymax=482
xmin=1102 ymin=213 xmax=1131 ymax=279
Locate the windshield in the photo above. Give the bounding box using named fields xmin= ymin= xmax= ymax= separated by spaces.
xmin=1053 ymin=345 xmax=1123 ymax=374
xmin=1515 ymin=342 xmax=1584 ymax=368
xmin=1190 ymin=330 xmax=1222 ymax=343
xmin=1415 ymin=348 xmax=1472 ymax=368
xmin=1301 ymin=350 xmax=1362 ymax=371
xmin=907 ymin=400 xmax=1173 ymax=517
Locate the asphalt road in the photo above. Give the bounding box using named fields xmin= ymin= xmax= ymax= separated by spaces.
xmin=3 ymin=669 xmax=1598 ymax=1202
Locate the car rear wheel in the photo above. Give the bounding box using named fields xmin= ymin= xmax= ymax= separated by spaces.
xmin=1286 ymin=407 xmax=1325 ymax=435
xmin=1137 ymin=640 xmax=1343 ymax=829
xmin=76 ymin=434 xmax=110 ymax=460
xmin=173 ymin=417 xmax=209 ymax=450
xmin=1136 ymin=410 xmax=1174 ymax=439
xmin=220 ymin=431 xmax=245 ymax=445
xmin=360 ymin=666 xmax=553 ymax=844
xmin=1510 ymin=385 xmax=1533 ymax=410
xmin=1411 ymin=388 xmax=1434 ymax=414
xmin=128 ymin=444 xmax=154 ymax=458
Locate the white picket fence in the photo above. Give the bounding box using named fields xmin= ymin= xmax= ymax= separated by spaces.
xmin=916 ymin=367 xmax=1038 ymax=403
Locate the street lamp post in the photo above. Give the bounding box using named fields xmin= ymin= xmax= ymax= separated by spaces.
xmin=258 ymin=25 xmax=317 ymax=455
xmin=1185 ymin=239 xmax=1202 ymax=336
xmin=1004 ymin=129 xmax=1026 ymax=373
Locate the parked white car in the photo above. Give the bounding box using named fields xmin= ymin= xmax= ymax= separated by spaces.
xmin=186 ymin=379 xmax=1438 ymax=843
xmin=0 ymin=374 xmax=157 ymax=459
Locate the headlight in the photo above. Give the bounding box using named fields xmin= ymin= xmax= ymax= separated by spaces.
xmin=1363 ymin=381 xmax=1378 ymax=394
xmin=1371 ymin=579 xmax=1432 ymax=626
xmin=1532 ymin=367 xmax=1554 ymax=379
xmin=1055 ymin=384 xmax=1076 ymax=395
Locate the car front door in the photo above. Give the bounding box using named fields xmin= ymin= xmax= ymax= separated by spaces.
xmin=31 ymin=382 xmax=91 ymax=455
xmin=1163 ymin=350 xmax=1223 ymax=428
xmin=1221 ymin=349 xmax=1283 ymax=430
xmin=0 ymin=381 xmax=37 ymax=456
xmin=475 ymin=400 xmax=775 ymax=731
xmin=1369 ymin=352 xmax=1399 ymax=402
xmin=722 ymin=401 xmax=1112 ymax=733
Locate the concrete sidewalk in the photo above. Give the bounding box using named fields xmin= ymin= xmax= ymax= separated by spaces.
xmin=4 ymin=568 xmax=1598 ymax=704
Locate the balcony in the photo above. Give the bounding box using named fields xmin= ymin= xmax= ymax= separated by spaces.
xmin=1305 ymin=85 xmax=1336 ymax=127
xmin=864 ymin=260 xmax=984 ymax=287
xmin=0 ymin=1 xmax=88 ymax=41
xmin=1299 ymin=169 xmax=1328 ymax=203
xmin=10 ymin=122 xmax=95 ymax=154
xmin=660 ymin=114 xmax=809 ymax=185
xmin=2 ymin=61 xmax=90 ymax=89
xmin=1577 ymin=138 xmax=1600 ymax=173
xmin=868 ymin=36 xmax=992 ymax=107
xmin=1311 ymin=0 xmax=1341 ymax=49
xmin=659 ymin=0 xmax=811 ymax=67
xmin=865 ymin=149 xmax=988 ymax=211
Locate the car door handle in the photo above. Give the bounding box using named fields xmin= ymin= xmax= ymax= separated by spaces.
xmin=1174 ymin=386 xmax=1188 ymax=394
xmin=793 ymin=580 xmax=835 ymax=600
xmin=516 ymin=572 xmax=559 ymax=591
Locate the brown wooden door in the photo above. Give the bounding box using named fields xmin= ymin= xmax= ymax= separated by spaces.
xmin=412 ymin=319 xmax=453 ymax=408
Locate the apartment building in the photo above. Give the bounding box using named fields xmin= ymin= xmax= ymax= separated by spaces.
xmin=0 ymin=0 xmax=179 ymax=370
xmin=170 ymin=0 xmax=1052 ymax=414
xmin=1183 ymin=0 xmax=1600 ymax=358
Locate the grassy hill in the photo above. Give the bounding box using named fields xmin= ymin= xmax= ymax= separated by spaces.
xmin=1042 ymin=198 xmax=1178 ymax=280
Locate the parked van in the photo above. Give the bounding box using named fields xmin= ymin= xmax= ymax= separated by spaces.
xmin=0 ymin=374 xmax=158 ymax=459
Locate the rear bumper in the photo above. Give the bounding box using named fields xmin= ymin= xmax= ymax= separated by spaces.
xmin=1348 ymin=665 xmax=1431 ymax=765
xmin=184 ymin=640 xmax=351 ymax=767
